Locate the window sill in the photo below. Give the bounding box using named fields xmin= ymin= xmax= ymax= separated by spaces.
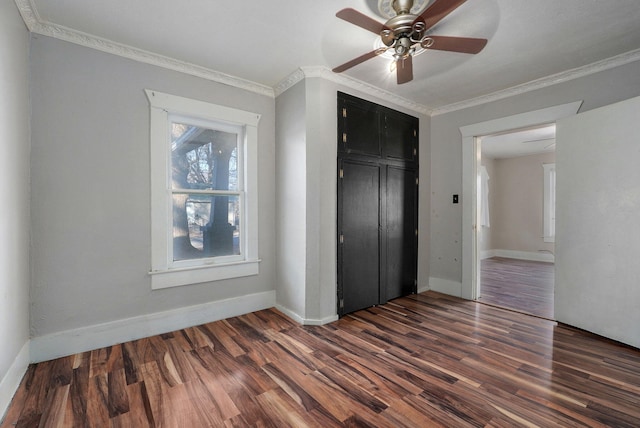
xmin=149 ymin=259 xmax=260 ymax=290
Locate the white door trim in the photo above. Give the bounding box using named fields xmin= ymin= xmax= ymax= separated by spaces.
xmin=459 ymin=101 xmax=582 ymax=300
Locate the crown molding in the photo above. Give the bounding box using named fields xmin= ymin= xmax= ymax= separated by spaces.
xmin=15 ymin=0 xmax=640 ymax=117
xmin=13 ymin=0 xmax=274 ymax=99
xmin=273 ymin=69 xmax=306 ymax=97
xmin=14 ymin=0 xmax=39 ymax=28
xmin=275 ymin=66 xmax=432 ymax=116
xmin=301 ymin=66 xmax=432 ymax=116
xmin=432 ymin=48 xmax=640 ymax=116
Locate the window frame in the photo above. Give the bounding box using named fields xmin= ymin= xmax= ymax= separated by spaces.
xmin=168 ymin=113 xmax=245 ymax=267
xmin=543 ymin=163 xmax=556 ymax=243
xmin=146 ymin=89 xmax=260 ymax=290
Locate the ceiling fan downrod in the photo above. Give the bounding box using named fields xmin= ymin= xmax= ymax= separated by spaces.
xmin=392 ymin=0 xmax=414 ymax=14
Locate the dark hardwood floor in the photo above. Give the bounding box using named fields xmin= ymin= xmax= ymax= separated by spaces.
xmin=3 ymin=291 xmax=640 ymax=427
xmin=479 ymin=257 xmax=555 ymax=319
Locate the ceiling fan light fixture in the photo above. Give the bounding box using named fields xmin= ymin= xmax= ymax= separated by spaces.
xmin=394 ymin=36 xmax=413 ymax=58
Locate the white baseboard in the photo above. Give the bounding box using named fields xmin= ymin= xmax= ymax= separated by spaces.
xmin=429 ymin=277 xmax=462 ymax=297
xmin=303 ymin=315 xmax=339 ymax=326
xmin=0 ymin=342 xmax=30 ymax=422
xmin=275 ymin=304 xmax=338 ymax=326
xmin=30 ymin=291 xmax=276 ymax=363
xmin=481 ymin=249 xmax=497 ymax=260
xmin=489 ymin=249 xmax=555 ymax=263
xmin=275 ymin=304 xmax=304 ymax=324
xmin=417 ymin=283 xmax=431 ymax=294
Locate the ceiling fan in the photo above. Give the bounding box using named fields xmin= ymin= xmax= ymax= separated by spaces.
xmin=332 ymin=0 xmax=488 ymax=84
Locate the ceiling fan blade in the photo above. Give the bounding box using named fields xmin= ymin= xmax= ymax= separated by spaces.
xmin=396 ymin=55 xmax=413 ymax=84
xmin=427 ymin=35 xmax=487 ymax=54
xmin=417 ymin=0 xmax=468 ymax=31
xmin=336 ymin=8 xmax=386 ymax=35
xmin=332 ymin=50 xmax=381 ymax=73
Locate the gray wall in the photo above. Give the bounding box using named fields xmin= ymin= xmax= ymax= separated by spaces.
xmin=556 ymin=96 xmax=640 ymax=348
xmin=275 ymin=80 xmax=307 ymax=319
xmin=491 ymin=152 xmax=555 ymax=255
xmin=29 ymin=36 xmax=277 ymax=337
xmin=430 ymin=59 xmax=640 ymax=285
xmin=0 ymin=0 xmax=31 ymax=406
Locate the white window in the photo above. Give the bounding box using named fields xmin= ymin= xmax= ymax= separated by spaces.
xmin=146 ymin=90 xmax=260 ymax=289
xmin=543 ymin=163 xmax=556 ymax=243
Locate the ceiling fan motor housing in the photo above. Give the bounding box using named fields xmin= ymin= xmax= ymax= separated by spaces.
xmin=382 ymin=0 xmax=426 ymax=48
xmin=385 ymin=14 xmax=419 ymax=39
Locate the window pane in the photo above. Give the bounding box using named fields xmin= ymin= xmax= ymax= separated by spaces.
xmin=173 ymin=193 xmax=240 ymax=261
xmin=171 ymin=122 xmax=238 ymax=191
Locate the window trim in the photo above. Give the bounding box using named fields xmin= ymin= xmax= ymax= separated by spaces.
xmin=145 ymin=89 xmax=260 ymax=289
xmin=543 ymin=163 xmax=556 ymax=243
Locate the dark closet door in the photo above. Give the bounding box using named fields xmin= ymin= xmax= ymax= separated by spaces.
xmin=384 ymin=110 xmax=418 ymax=162
xmin=341 ymin=98 xmax=381 ymax=157
xmin=384 ymin=166 xmax=418 ymax=301
xmin=337 ymin=92 xmax=418 ymax=316
xmin=338 ymin=159 xmax=380 ymax=314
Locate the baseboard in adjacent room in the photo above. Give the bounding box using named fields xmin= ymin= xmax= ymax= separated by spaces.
xmin=488 ymin=249 xmax=555 ymax=263
xmin=30 ymin=290 xmax=276 ymax=364
xmin=481 ymin=249 xmax=498 ymax=260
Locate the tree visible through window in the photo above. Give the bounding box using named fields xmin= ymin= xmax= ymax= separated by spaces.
xmin=170 ymin=119 xmax=242 ymax=261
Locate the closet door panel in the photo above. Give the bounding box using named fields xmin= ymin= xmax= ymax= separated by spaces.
xmin=384 ymin=110 xmax=417 ymax=162
xmin=385 ymin=166 xmax=418 ymax=301
xmin=339 ymin=160 xmax=380 ymax=314
xmin=341 ymin=101 xmax=381 ymax=158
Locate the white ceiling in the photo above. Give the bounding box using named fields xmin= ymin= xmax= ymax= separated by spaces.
xmin=481 ymin=124 xmax=555 ymax=159
xmin=22 ymin=0 xmax=640 ymax=112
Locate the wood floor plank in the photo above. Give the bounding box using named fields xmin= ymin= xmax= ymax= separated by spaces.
xmin=107 ymin=369 xmax=130 ymax=418
xmin=38 ymin=384 xmax=70 ymax=428
xmin=254 ymin=388 xmax=318 ymax=428
xmin=13 ymin=362 xmax=52 ymax=427
xmin=84 ymin=373 xmax=109 ymax=427
xmin=480 ymin=257 xmax=554 ymax=319
xmin=3 ymin=291 xmax=640 ymax=427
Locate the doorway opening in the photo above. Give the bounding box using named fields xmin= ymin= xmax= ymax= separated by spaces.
xmin=476 ymin=124 xmax=556 ymax=319
xmin=459 ymin=101 xmax=582 ymax=317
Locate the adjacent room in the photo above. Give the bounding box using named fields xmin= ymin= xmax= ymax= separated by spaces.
xmin=478 ymin=124 xmax=557 ymax=319
xmin=2 ymin=0 xmax=640 ymax=426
